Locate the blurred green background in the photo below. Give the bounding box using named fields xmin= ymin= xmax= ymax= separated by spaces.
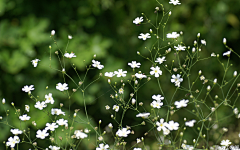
xmin=0 ymin=0 xmax=240 ymax=149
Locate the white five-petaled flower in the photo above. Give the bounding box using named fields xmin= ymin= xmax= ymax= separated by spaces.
xmin=135 ymin=73 xmax=147 ymax=79
xmin=133 ymin=17 xmax=143 ymax=25
xmin=114 ymin=69 xmax=127 ymax=77
xmin=25 ymin=105 xmax=30 ymax=112
xmin=151 ymin=99 xmax=163 ymax=109
xmin=169 ymin=0 xmax=181 ymax=5
xmin=150 ymin=66 xmax=162 ymax=77
xmin=116 ymin=128 xmax=131 ymax=137
xmin=105 ymin=72 xmax=115 ymax=77
xmin=220 ymin=139 xmax=232 ymax=147
xmin=174 ymin=99 xmax=189 ymax=108
xmin=22 ymin=85 xmax=34 ymax=93
xmin=51 ymin=108 xmax=65 ymax=116
xmin=19 ymin=114 xmax=30 ymax=121
xmin=128 ymin=61 xmax=141 ymax=68
xmin=201 ymin=39 xmax=206 ymax=45
xmin=10 ymin=129 xmax=23 ymax=135
xmin=56 ymin=83 xmax=68 ymax=91
xmin=45 ymin=123 xmax=59 ymax=131
xmin=136 ymin=113 xmax=150 ymax=119
xmin=36 ymin=129 xmax=49 ymax=139
xmin=34 ymin=101 xmax=47 ymax=110
xmin=171 ymin=74 xmax=183 ymax=87
xmin=152 ymin=94 xmax=164 ymax=101
xmin=96 ymin=143 xmax=109 ymax=150
xmin=185 ymin=120 xmax=196 ymax=127
xmin=31 ymin=59 xmax=40 ymax=67
xmin=113 ymin=105 xmax=119 ymax=112
xmin=49 ymin=145 xmax=60 ymax=150
xmin=174 ymin=44 xmax=186 ymax=51
xmin=223 ymin=51 xmax=231 ymax=57
xmin=155 ymin=57 xmax=166 ymax=64
xmin=92 ymin=60 xmax=104 ymax=69
xmin=156 ymin=119 xmax=168 ymax=131
xmin=138 ymin=33 xmax=151 ymax=40
xmin=45 ymin=93 xmax=54 ymax=104
xmin=56 ymin=118 xmax=68 ymax=126
xmin=74 ymin=130 xmax=88 ymax=139
xmin=167 ymin=120 xmax=179 ymax=130
xmin=64 ymin=52 xmax=76 ymax=58
xmin=6 ymin=136 xmax=20 ymax=148
xmin=166 ymin=32 xmax=180 ymax=39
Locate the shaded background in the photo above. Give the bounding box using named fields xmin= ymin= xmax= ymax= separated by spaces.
xmin=0 ymin=0 xmax=240 ymax=149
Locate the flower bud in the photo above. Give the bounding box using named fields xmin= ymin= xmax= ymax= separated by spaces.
xmin=2 ymin=98 xmax=5 ymax=104
xmin=132 ymin=98 xmax=136 ymax=105
xmin=234 ymin=71 xmax=237 ymax=77
xmin=197 ymin=33 xmax=200 ymax=38
xmin=51 ymin=30 xmax=55 ymax=36
xmin=68 ymin=35 xmax=72 ymax=39
xmin=223 ymin=38 xmax=226 ymax=44
xmin=213 ymin=78 xmax=217 ymax=84
xmin=169 ymin=11 xmax=172 ymax=16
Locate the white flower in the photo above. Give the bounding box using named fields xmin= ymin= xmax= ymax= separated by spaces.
xmin=135 ymin=73 xmax=147 ymax=79
xmin=185 ymin=120 xmax=196 ymax=127
xmin=155 ymin=57 xmax=166 ymax=64
xmin=36 ymin=129 xmax=49 ymax=139
xmin=64 ymin=52 xmax=76 ymax=58
xmin=132 ymin=98 xmax=136 ymax=105
xmin=116 ymin=128 xmax=131 ymax=137
xmin=51 ymin=108 xmax=65 ymax=116
xmin=74 ymin=130 xmax=88 ymax=139
xmin=223 ymin=38 xmax=227 ymax=44
xmin=92 ymin=60 xmax=104 ymax=69
xmin=152 ymin=94 xmax=164 ymax=101
xmin=133 ymin=148 xmax=142 ymax=150
xmin=51 ymin=30 xmax=55 ymax=36
xmin=150 ymin=66 xmax=162 ymax=77
xmin=22 ymin=85 xmax=34 ymax=93
xmin=136 ymin=113 xmax=150 ymax=119
xmin=31 ymin=59 xmax=40 ymax=67
xmin=167 ymin=120 xmax=179 ymax=130
xmin=174 ymin=99 xmax=189 ymax=108
xmin=223 ymin=51 xmax=231 ymax=56
xmin=49 ymin=145 xmax=60 ymax=150
xmin=163 ymin=128 xmax=170 ymax=135
xmin=119 ymin=88 xmax=124 ymax=94
xmin=233 ymin=71 xmax=237 ymax=77
xmin=211 ymin=53 xmax=216 ymax=57
xmin=45 ymin=123 xmax=59 ymax=131
xmin=2 ymin=98 xmax=5 ymax=104
xmin=19 ymin=114 xmax=30 ymax=121
xmin=56 ymin=118 xmax=68 ymax=126
xmin=151 ymin=99 xmax=163 ymax=109
xmin=138 ymin=33 xmax=151 ymax=40
xmin=10 ymin=129 xmax=23 ymax=135
xmin=233 ymin=108 xmax=239 ymax=115
xmin=68 ymin=35 xmax=72 ymax=39
xmin=128 ymin=61 xmax=141 ymax=68
xmin=56 ymin=83 xmax=68 ymax=91
xmin=114 ymin=69 xmax=127 ymax=77
xmin=45 ymin=93 xmax=54 ymax=104
xmin=156 ymin=119 xmax=168 ymax=131
xmin=108 ymin=123 xmax=113 ymax=129
xmin=137 ymin=138 xmax=141 ymax=143
xmin=220 ymin=139 xmax=231 ymax=147
xmin=133 ymin=17 xmax=143 ymax=25
xmin=166 ymin=32 xmax=180 ymax=39
xmin=171 ymin=74 xmax=183 ymax=87
xmin=25 ymin=105 xmax=30 ymax=112
xmin=6 ymin=136 xmax=20 ymax=148
xmin=201 ymin=39 xmax=206 ymax=45
xmin=169 ymin=0 xmax=181 ymax=5
xmin=105 ymin=72 xmax=115 ymax=77
xmin=105 ymin=105 xmax=110 ymax=110
xmin=174 ymin=44 xmax=186 ymax=51
xmin=113 ymin=105 xmax=119 ymax=112
xmin=197 ymin=33 xmax=200 ymax=37
xmin=34 ymin=101 xmax=47 ymax=110
xmin=96 ymin=143 xmax=109 ymax=150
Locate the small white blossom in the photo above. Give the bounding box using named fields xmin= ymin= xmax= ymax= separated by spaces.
xmin=92 ymin=60 xmax=104 ymax=69
xmin=211 ymin=53 xmax=216 ymax=57
xmin=104 ymin=72 xmax=115 ymax=77
xmin=136 ymin=113 xmax=150 ymax=119
xmin=51 ymin=108 xmax=65 ymax=116
xmin=116 ymin=128 xmax=131 ymax=137
xmin=113 ymin=105 xmax=119 ymax=112
xmin=68 ymin=35 xmax=72 ymax=39
xmin=150 ymin=66 xmax=162 ymax=77
xmin=10 ymin=129 xmax=23 ymax=135
xmin=36 ymin=129 xmax=49 ymax=139
xmin=74 ymin=130 xmax=88 ymax=139
xmin=45 ymin=93 xmax=54 ymax=104
xmin=174 ymin=44 xmax=186 ymax=51
xmin=201 ymin=39 xmax=206 ymax=45
xmin=166 ymin=32 xmax=180 ymax=39
xmin=133 ymin=17 xmax=143 ymax=25
xmin=135 ymin=73 xmax=147 ymax=79
xmin=19 ymin=114 xmax=30 ymax=121
xmin=51 ymin=30 xmax=55 ymax=36
xmin=25 ymin=105 xmax=30 ymax=112
xmin=223 ymin=51 xmax=231 ymax=57
xmin=22 ymin=85 xmax=34 ymax=93
xmin=128 ymin=61 xmax=141 ymax=68
xmin=49 ymin=145 xmax=60 ymax=150
xmin=96 ymin=143 xmax=109 ymax=150
xmin=167 ymin=120 xmax=179 ymax=130
xmin=171 ymin=74 xmax=183 ymax=87
xmin=138 ymin=33 xmax=151 ymax=40
xmin=31 ymin=59 xmax=40 ymax=67
xmin=169 ymin=0 xmax=181 ymax=5
xmin=155 ymin=57 xmax=166 ymax=64
xmin=6 ymin=136 xmax=20 ymax=148
xmin=56 ymin=118 xmax=68 ymax=126
xmin=185 ymin=120 xmax=196 ymax=127
xmin=34 ymin=101 xmax=47 ymax=110
xmin=64 ymin=52 xmax=76 ymax=58
xmin=174 ymin=99 xmax=189 ymax=108
xmin=114 ymin=69 xmax=127 ymax=77
xmin=45 ymin=123 xmax=59 ymax=131
xmin=220 ymin=139 xmax=231 ymax=147
xmin=156 ymin=119 xmax=168 ymax=131
xmin=56 ymin=83 xmax=68 ymax=91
